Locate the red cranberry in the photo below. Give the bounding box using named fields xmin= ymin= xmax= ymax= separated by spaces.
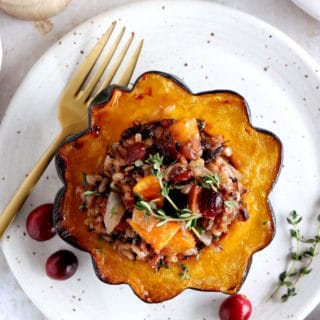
xmin=219 ymin=294 xmax=252 ymax=320
xmin=26 ymin=203 xmax=56 ymax=241
xmin=126 ymin=142 xmax=147 ymax=163
xmin=200 ymin=189 xmax=223 ymax=218
xmin=155 ymin=138 xmax=180 ymax=163
xmin=168 ymin=166 xmax=193 ymax=184
xmin=46 ymin=250 xmax=78 ymax=280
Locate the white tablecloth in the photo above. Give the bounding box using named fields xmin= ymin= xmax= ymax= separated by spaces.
xmin=1 ymin=0 xmax=320 ymax=319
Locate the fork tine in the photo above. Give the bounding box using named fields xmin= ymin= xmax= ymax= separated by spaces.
xmin=116 ymin=39 xmax=144 ymax=87
xmin=63 ymin=21 xmax=116 ymax=96
xmin=96 ymin=32 xmax=135 ymax=94
xmin=78 ymin=27 xmax=126 ymax=102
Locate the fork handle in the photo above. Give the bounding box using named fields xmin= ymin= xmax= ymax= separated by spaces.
xmin=0 ymin=130 xmax=68 ymax=238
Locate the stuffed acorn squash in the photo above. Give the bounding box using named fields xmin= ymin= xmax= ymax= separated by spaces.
xmin=54 ymin=71 xmax=282 ymax=303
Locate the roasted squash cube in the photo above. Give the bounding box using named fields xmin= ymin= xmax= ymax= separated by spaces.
xmin=129 ymin=211 xmax=180 ymax=252
xmin=164 ymin=230 xmax=196 ymax=255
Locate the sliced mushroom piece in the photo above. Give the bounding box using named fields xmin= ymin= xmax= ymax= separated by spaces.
xmin=103 ymin=192 xmax=125 ymax=234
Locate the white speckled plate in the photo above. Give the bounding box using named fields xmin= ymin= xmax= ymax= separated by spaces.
xmin=1 ymin=1 xmax=320 ymax=319
xmin=291 ymin=0 xmax=320 ymax=21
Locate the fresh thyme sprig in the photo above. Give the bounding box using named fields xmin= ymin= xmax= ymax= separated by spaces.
xmin=135 ymin=198 xmax=202 ymax=227
xmin=147 ymin=153 xmax=164 ymax=178
xmin=136 ymin=153 xmax=202 ymax=233
xmin=269 ymin=210 xmax=320 ymax=302
xmin=146 ymin=153 xmax=179 ymax=210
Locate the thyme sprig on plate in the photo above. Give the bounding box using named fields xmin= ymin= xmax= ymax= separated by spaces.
xmin=269 ymin=210 xmax=320 ymax=302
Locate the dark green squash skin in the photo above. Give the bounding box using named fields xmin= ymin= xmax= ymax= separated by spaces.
xmin=53 ymin=71 xmax=282 ymax=302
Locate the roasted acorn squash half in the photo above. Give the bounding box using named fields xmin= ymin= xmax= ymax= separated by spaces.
xmin=54 ymin=71 xmax=282 ymax=303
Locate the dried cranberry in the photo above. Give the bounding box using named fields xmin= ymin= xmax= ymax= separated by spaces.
xmin=155 ymin=138 xmax=180 ymax=163
xmin=200 ymin=189 xmax=224 ymax=218
xmin=168 ymin=166 xmax=193 ymax=184
xmin=126 ymin=142 xmax=147 ymax=164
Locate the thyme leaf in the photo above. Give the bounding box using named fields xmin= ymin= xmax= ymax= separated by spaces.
xmin=224 ymin=200 xmax=236 ymax=208
xmin=134 ymin=160 xmax=144 ymax=168
xmin=202 ymin=173 xmax=220 ymax=192
xmin=83 ymin=190 xmax=101 ymax=197
xmin=82 ymin=172 xmax=88 ymax=188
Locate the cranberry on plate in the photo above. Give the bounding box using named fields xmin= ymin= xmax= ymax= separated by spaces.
xmin=219 ymin=294 xmax=252 ymax=320
xmin=45 ymin=250 xmax=78 ymax=280
xmin=26 ymin=203 xmax=56 ymax=241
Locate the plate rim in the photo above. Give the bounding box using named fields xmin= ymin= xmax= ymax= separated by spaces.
xmin=1 ymin=0 xmax=320 ymax=319
xmin=291 ymin=0 xmax=320 ymax=21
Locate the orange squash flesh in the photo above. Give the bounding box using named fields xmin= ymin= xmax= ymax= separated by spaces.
xmin=130 ymin=208 xmax=159 ymax=232
xmin=164 ymin=230 xmax=196 ymax=255
xmin=169 ymin=118 xmax=199 ymax=142
xmin=54 ymin=71 xmax=282 ymax=303
xmin=129 ymin=209 xmax=180 ymax=252
xmin=133 ymin=175 xmax=162 ymax=202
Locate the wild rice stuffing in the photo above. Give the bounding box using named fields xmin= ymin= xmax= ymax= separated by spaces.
xmin=79 ymin=118 xmax=248 ymax=269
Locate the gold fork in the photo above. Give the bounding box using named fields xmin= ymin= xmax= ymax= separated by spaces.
xmin=0 ymin=21 xmax=143 ymax=238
